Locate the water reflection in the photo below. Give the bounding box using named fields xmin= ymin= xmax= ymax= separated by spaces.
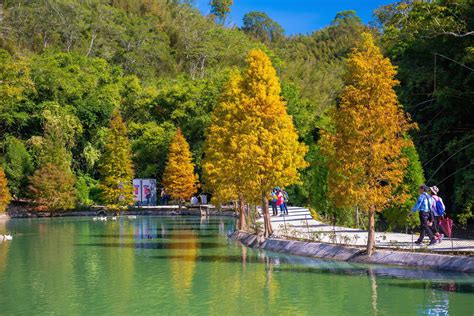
xmin=149 ymin=250 xmax=474 ymax=297
xmin=0 ymin=219 xmax=10 ymax=278
xmin=0 ymin=216 xmax=472 ymax=315
xmin=169 ymin=229 xmax=198 ymax=295
xmin=369 ymin=268 xmax=378 ymax=315
xmin=88 ymin=233 xmax=219 ymax=239
xmin=102 ymin=221 xmax=136 ymax=314
xmin=77 ymin=242 xmax=224 ymax=249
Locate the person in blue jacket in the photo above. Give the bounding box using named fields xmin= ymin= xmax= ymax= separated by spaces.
xmin=412 ymin=184 xmax=437 ymax=246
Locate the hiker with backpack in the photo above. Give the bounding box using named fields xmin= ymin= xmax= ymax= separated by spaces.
xmin=430 ymin=186 xmax=446 ymax=242
xmin=411 ymin=184 xmax=437 ymax=246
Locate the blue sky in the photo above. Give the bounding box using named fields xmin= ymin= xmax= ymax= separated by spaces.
xmin=194 ymin=0 xmax=394 ymax=35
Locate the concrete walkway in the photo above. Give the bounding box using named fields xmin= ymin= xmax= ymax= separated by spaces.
xmin=260 ymin=206 xmax=474 ymax=253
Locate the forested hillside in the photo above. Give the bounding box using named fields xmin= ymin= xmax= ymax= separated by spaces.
xmin=0 ymin=0 xmax=472 ymax=227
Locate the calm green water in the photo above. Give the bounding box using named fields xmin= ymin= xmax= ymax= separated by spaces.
xmin=0 ymin=216 xmax=473 ymax=315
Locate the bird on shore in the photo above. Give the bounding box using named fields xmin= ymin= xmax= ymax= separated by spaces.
xmin=93 ymin=217 xmax=107 ymax=221
xmin=0 ymin=234 xmax=13 ymax=241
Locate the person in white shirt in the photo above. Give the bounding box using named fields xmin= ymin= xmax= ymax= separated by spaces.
xmin=430 ymin=186 xmax=446 ymax=242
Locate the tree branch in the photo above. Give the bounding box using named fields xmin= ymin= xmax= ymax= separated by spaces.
xmin=439 ymin=30 xmax=474 ymax=37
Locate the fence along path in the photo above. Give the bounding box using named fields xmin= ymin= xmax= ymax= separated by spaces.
xmin=262 ymin=206 xmax=474 ymax=253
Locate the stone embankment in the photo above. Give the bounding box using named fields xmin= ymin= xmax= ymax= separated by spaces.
xmin=263 ymin=206 xmax=474 ymax=252
xmin=231 ymin=231 xmax=474 ymax=273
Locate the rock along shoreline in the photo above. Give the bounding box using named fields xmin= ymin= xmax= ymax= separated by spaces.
xmin=231 ymin=231 xmax=474 ymax=274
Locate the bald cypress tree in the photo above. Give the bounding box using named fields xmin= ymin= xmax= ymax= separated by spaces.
xmin=204 ymin=50 xmax=308 ymax=236
xmin=203 ymin=70 xmax=257 ymax=230
xmin=99 ymin=109 xmax=135 ymax=209
xmin=163 ymin=128 xmax=198 ymax=210
xmin=320 ymin=33 xmax=414 ymax=255
xmin=241 ymin=49 xmax=308 ymax=237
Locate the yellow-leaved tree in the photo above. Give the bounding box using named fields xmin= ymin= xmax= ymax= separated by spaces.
xmin=242 ymin=50 xmax=308 ymax=237
xmin=99 ymin=109 xmax=135 ymax=209
xmin=204 ymin=50 xmax=308 ymax=236
xmin=319 ymin=33 xmax=414 ymax=255
xmin=0 ymin=167 xmax=11 ymax=212
xmin=203 ymin=70 xmax=259 ymax=230
xmin=163 ymin=128 xmax=198 ymax=210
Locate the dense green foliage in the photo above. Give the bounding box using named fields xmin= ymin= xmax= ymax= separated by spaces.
xmin=383 ymin=144 xmax=425 ymax=231
xmin=2 ymin=136 xmax=33 ymax=199
xmin=376 ymin=0 xmax=474 ymax=224
xmin=242 ymin=11 xmax=284 ymax=44
xmin=28 ymin=107 xmax=77 ymax=211
xmin=0 ymin=0 xmax=471 ymax=227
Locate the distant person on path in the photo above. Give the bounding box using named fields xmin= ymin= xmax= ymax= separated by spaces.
xmin=277 ymin=189 xmax=286 ymax=216
xmin=271 ymin=189 xmax=278 ymax=216
xmin=430 ymin=186 xmax=446 ymax=242
xmin=412 ymin=184 xmax=437 ymax=246
xmin=160 ymin=188 xmax=168 ymax=205
xmin=282 ymin=189 xmax=289 ymax=215
xmin=144 ymin=186 xmax=151 ymax=205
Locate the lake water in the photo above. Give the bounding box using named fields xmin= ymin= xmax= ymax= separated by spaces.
xmin=0 ymin=216 xmax=473 ymax=315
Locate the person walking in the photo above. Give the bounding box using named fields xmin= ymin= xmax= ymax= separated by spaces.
xmin=271 ymin=189 xmax=278 ymax=216
xmin=282 ymin=189 xmax=289 ymax=215
xmin=160 ymin=188 xmax=166 ymax=205
xmin=277 ymin=189 xmax=285 ymax=216
xmin=412 ymin=184 xmax=437 ymax=246
xmin=430 ymin=186 xmax=446 ymax=242
xmin=160 ymin=188 xmax=169 ymax=205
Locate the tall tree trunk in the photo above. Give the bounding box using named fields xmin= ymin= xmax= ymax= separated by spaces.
xmin=355 ymin=206 xmax=359 ymax=228
xmin=367 ymin=206 xmax=376 ymax=255
xmin=262 ymin=191 xmax=272 ymax=237
xmin=238 ymin=196 xmax=246 ymax=231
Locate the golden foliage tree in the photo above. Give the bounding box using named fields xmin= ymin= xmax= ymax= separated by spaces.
xmin=203 ymin=70 xmax=258 ymax=230
xmin=99 ymin=109 xmax=135 ymax=208
xmin=163 ymin=128 xmax=198 ymax=209
xmin=203 ymin=49 xmax=308 ymax=236
xmin=242 ymin=49 xmax=308 ymax=237
xmin=319 ymin=33 xmax=414 ymax=255
xmin=0 ymin=167 xmax=12 ymax=212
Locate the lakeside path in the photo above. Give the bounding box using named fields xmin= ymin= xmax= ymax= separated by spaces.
xmin=260 ymin=206 xmax=474 ymax=253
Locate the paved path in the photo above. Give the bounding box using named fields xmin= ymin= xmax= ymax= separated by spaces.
xmin=259 ymin=206 xmax=474 ymax=253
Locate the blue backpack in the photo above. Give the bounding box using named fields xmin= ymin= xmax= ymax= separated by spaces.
xmin=434 ymin=197 xmax=445 ymax=216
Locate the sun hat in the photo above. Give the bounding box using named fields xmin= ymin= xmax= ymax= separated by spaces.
xmin=430 ymin=186 xmax=439 ymax=195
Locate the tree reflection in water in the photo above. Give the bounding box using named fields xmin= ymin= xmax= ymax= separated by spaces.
xmin=0 ymin=219 xmax=10 ymax=278
xmin=169 ymin=229 xmax=198 ymax=296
